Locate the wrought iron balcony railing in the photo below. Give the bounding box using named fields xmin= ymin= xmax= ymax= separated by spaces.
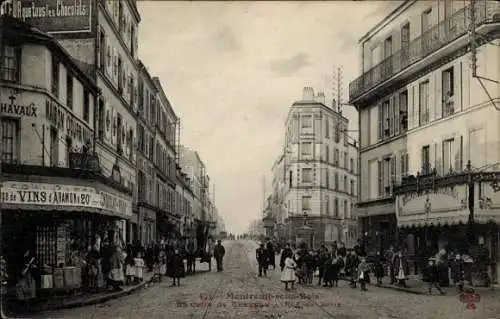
xmin=349 ymin=1 xmax=495 ymax=102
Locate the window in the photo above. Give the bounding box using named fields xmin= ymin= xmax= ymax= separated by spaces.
xmin=422 ymin=145 xmax=430 ymax=173
xmin=334 ymin=121 xmax=340 ymax=143
xmin=334 ymin=198 xmax=339 ymax=217
xmin=344 ymin=152 xmax=348 ymax=168
xmin=117 ymin=115 xmax=123 ymax=154
xmin=334 ymin=148 xmax=339 ymax=165
xmin=343 ymin=175 xmax=347 ymax=192
xmin=421 ymin=8 xmax=432 ymax=33
xmin=400 ymin=153 xmax=409 ymax=178
xmin=350 ymin=158 xmax=354 ymax=173
xmin=66 ymin=74 xmax=73 ymax=109
xmin=325 ymin=118 xmax=329 ymax=138
xmin=301 ymin=142 xmax=312 ymax=156
xmin=383 ymin=36 xmax=393 ymax=75
xmin=344 ymin=200 xmax=348 ymax=219
xmin=419 ymin=81 xmax=430 ymax=125
xmin=289 ymin=171 xmax=292 ymax=188
xmin=399 ymin=91 xmax=408 ymax=131
xmin=1 ymin=45 xmax=20 ymax=82
xmin=65 ymin=136 xmax=73 ymax=165
xmin=98 ymin=99 xmax=105 ymax=140
xmin=325 ymin=169 xmax=330 ymax=188
xmin=50 ymin=128 xmax=58 ymax=166
xmin=325 ymin=145 xmax=330 ymax=162
xmin=130 ymin=25 xmax=136 ymax=56
xmin=99 ymin=28 xmax=106 ymax=71
xmin=350 ymin=180 xmax=354 ymax=195
xmin=401 ymin=23 xmax=410 ymax=66
xmin=442 ymin=67 xmax=454 ymax=117
xmin=301 ymin=115 xmax=312 ymax=129
xmin=1 ymin=119 xmax=19 ymax=164
xmin=325 ymin=195 xmax=330 ymax=215
xmin=442 ymin=139 xmax=454 ymax=174
xmin=118 ymin=57 xmax=123 ymax=93
xmin=334 ymin=172 xmax=339 ymax=190
xmin=52 ymin=56 xmax=59 ymax=97
xmin=421 ymin=8 xmax=432 ymax=52
xmin=301 ymin=196 xmax=311 ymax=211
xmin=444 ymin=0 xmax=453 ymax=19
xmin=381 ymin=100 xmax=390 ymax=137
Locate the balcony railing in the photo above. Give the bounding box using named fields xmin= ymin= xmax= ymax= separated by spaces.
xmin=349 ymin=1 xmax=494 ymax=102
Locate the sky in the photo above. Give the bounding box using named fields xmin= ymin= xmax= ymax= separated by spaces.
xmin=137 ymin=1 xmax=402 ymax=235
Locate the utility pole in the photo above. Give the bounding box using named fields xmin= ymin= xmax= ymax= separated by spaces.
xmin=469 ymin=0 xmax=478 ymax=78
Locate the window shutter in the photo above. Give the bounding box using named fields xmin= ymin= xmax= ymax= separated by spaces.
xmin=391 ymin=155 xmax=397 ymax=189
xmin=377 ymin=160 xmax=382 ymax=197
xmin=378 ymin=103 xmax=383 ymax=140
xmin=454 ymin=136 xmax=463 ymax=172
xmin=394 ymin=95 xmax=400 ymax=135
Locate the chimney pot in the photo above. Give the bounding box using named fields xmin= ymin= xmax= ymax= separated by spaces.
xmin=302 ymin=87 xmax=315 ymax=101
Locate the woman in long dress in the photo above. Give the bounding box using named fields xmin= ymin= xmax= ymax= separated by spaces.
xmin=281 ymin=256 xmax=297 ymax=290
xmin=393 ymin=251 xmax=408 ymax=288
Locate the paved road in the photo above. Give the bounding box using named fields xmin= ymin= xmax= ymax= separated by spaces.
xmin=31 ymin=241 xmax=500 ymax=319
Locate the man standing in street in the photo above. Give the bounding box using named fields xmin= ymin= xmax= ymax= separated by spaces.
xmin=213 ymin=240 xmax=225 ymax=272
xmin=266 ymin=240 xmax=275 ymax=270
xmin=256 ymin=243 xmax=269 ymax=277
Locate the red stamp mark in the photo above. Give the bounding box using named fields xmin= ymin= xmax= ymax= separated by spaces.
xmin=459 ymin=291 xmax=481 ymax=310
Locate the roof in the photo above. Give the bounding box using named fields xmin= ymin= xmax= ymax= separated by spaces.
xmin=0 ymin=16 xmax=99 ymax=95
xmin=289 ymin=100 xmax=349 ymax=122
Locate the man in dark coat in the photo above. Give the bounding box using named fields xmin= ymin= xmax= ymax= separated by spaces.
xmin=213 ymin=240 xmax=225 ymax=272
xmin=266 ymin=241 xmax=276 ymax=270
xmin=317 ymin=245 xmax=329 ymax=286
xmin=256 ymin=243 xmax=269 ymax=277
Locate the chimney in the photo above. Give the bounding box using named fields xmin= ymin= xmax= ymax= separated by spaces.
xmin=302 ymin=87 xmax=314 ymax=101
xmin=315 ymin=92 xmax=325 ymax=104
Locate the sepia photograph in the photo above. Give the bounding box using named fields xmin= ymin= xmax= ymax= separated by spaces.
xmin=0 ymin=0 xmax=499 ymax=318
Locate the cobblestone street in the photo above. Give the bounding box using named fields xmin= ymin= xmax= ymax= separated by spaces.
xmin=30 ymin=241 xmax=500 ymax=319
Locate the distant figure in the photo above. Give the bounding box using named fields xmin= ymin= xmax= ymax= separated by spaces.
xmin=167 ymin=248 xmax=185 ymax=287
xmin=256 ymin=243 xmax=269 ymax=277
xmin=213 ymin=240 xmax=226 ymax=272
xmin=266 ymin=241 xmax=276 ymax=270
xmin=280 ymin=244 xmax=293 ymax=271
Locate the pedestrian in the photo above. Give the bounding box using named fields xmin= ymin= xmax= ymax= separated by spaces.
xmin=386 ymin=246 xmax=396 ymax=284
xmin=214 ymin=240 xmax=226 ymax=272
xmin=266 ymin=241 xmax=276 ymax=270
xmin=125 ymin=248 xmax=135 ymax=285
xmin=280 ymin=243 xmax=293 ymax=271
xmin=317 ymin=245 xmax=329 ymax=286
xmin=167 ymin=248 xmax=185 ymax=287
xmin=108 ymin=246 xmax=125 ymax=292
xmin=374 ymin=251 xmax=385 ymax=285
xmin=305 ymin=251 xmax=316 ymax=285
xmin=427 ymin=257 xmax=445 ymax=295
xmin=358 ymin=257 xmax=371 ymax=291
xmin=346 ymin=250 xmax=359 ymax=288
xmin=256 ymin=243 xmax=269 ymax=277
xmin=393 ymin=250 xmax=409 ymax=288
xmin=134 ymin=251 xmax=145 ymax=283
xmin=281 ymin=255 xmax=297 ymax=290
xmin=186 ymin=240 xmax=196 ymax=274
xmin=450 ymin=254 xmax=464 ymax=293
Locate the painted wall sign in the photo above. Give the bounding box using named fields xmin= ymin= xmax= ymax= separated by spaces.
xmin=0 ymin=182 xmax=132 ymax=218
xmin=13 ymin=0 xmax=92 ymax=34
xmin=0 ymin=101 xmax=37 ymax=117
xmin=396 ymin=185 xmax=468 ymax=217
xmin=46 ymin=100 xmax=93 ymax=143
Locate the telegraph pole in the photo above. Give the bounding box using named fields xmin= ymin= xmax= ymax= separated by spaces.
xmin=332 ymin=66 xmax=344 ymax=113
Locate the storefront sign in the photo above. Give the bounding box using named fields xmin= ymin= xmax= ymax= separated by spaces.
xmin=13 ymin=0 xmax=92 ymax=34
xmin=0 ymin=101 xmax=37 ymax=117
xmin=396 ymin=185 xmax=468 ymax=217
xmin=1 ymin=182 xmax=132 ymax=219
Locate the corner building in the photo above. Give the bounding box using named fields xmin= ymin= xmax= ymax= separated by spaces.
xmin=0 ymin=17 xmax=131 ymax=292
xmin=284 ymin=88 xmax=358 ymax=249
xmin=350 ymin=0 xmax=500 ymax=277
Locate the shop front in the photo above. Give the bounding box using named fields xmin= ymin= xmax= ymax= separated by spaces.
xmin=395 ymin=170 xmax=500 ymax=284
xmin=1 ymin=174 xmax=133 ymax=302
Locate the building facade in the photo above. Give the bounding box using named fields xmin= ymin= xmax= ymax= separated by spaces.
xmin=0 ymin=16 xmax=132 ymax=291
xmin=349 ymin=0 xmax=500 ymax=274
xmin=281 ymin=87 xmax=358 ymax=249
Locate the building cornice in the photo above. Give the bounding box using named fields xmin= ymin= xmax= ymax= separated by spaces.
xmin=358 ymin=1 xmax=416 ymax=44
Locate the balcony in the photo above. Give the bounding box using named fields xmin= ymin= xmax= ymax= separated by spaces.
xmin=349 ymin=1 xmax=499 ymax=104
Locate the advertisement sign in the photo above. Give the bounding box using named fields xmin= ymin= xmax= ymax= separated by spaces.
xmin=1 ymin=182 xmax=132 ymax=218
xmin=13 ymin=0 xmax=92 ymax=34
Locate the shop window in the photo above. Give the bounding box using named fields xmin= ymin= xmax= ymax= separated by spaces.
xmin=0 ymin=45 xmax=20 ymax=82
xmin=1 ymin=118 xmax=19 ymax=164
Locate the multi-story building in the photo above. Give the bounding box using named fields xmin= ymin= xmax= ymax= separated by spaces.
xmin=271 ymin=153 xmax=287 ymax=242
xmin=283 ymin=87 xmax=358 ymax=249
xmin=349 ymin=0 xmax=500 ymax=274
xmin=0 ymin=16 xmax=132 ymax=289
xmin=10 ymin=0 xmax=142 ymax=243
xmin=176 ymin=166 xmax=195 ymax=249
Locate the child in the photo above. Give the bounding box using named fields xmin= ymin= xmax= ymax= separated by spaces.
xmin=281 ymin=255 xmax=297 ymax=290
xmin=134 ymin=252 xmax=145 ymax=283
xmin=358 ymin=257 xmax=371 ymax=291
